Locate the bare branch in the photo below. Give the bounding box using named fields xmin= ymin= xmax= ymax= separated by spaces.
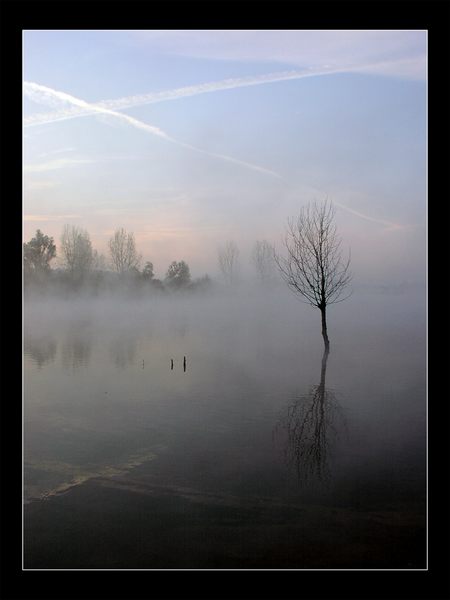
xmin=108 ymin=228 xmax=142 ymax=274
xmin=275 ymin=199 xmax=352 ymax=309
xmin=252 ymin=240 xmax=276 ymax=283
xmin=60 ymin=225 xmax=93 ymax=279
xmin=217 ymin=241 xmax=240 ymax=286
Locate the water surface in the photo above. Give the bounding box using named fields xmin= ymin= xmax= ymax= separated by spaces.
xmin=23 ymin=287 xmax=426 ymax=569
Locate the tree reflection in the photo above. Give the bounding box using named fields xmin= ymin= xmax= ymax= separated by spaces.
xmin=24 ymin=335 xmax=57 ymax=368
xmin=61 ymin=321 xmax=92 ymax=369
xmin=276 ymin=349 xmax=345 ymax=484
xmin=109 ymin=336 xmax=137 ymax=369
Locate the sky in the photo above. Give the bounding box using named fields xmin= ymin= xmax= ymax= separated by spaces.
xmin=23 ymin=30 xmax=426 ymax=284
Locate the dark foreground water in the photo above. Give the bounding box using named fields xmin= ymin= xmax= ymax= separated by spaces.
xmin=23 ymin=286 xmax=426 ymax=569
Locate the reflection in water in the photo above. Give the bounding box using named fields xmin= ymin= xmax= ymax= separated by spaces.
xmin=170 ymin=314 xmax=188 ymax=338
xmin=24 ymin=336 xmax=57 ymax=368
xmin=61 ymin=322 xmax=93 ymax=369
xmin=275 ymin=350 xmax=345 ymax=484
xmin=109 ymin=337 xmax=137 ymax=369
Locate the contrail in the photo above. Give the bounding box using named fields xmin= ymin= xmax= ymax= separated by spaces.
xmin=23 ymin=82 xmax=281 ymax=179
xmin=23 ymin=82 xmax=410 ymax=229
xmin=23 ymin=57 xmax=420 ymax=128
xmin=24 ymin=67 xmax=340 ymax=126
xmin=334 ymin=200 xmax=407 ymax=231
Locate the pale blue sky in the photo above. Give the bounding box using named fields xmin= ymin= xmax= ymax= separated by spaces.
xmin=23 ymin=30 xmax=426 ymax=283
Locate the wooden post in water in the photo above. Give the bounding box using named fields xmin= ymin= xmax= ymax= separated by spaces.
xmin=183 ymin=356 xmax=186 ymax=372
xmin=171 ymin=359 xmax=174 ymax=370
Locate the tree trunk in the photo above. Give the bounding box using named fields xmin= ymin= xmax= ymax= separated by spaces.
xmin=320 ymin=306 xmax=330 ymax=354
xmin=319 ymin=346 xmax=329 ymax=388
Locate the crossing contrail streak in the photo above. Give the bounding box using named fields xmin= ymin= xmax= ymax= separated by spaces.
xmin=23 ymin=57 xmax=420 ymax=128
xmin=23 ymin=82 xmax=282 ymax=179
xmin=24 ymin=67 xmax=340 ymax=126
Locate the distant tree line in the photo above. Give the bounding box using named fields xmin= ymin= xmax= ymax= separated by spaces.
xmin=24 ymin=199 xmax=351 ymax=350
xmin=24 ymin=226 xmax=280 ymax=297
xmin=23 ymin=226 xmax=213 ymax=296
xmin=217 ymin=238 xmax=277 ymax=286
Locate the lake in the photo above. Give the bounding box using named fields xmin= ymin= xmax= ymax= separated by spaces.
xmin=23 ymin=285 xmax=426 ymax=569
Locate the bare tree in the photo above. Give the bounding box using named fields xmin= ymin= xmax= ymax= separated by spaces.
xmin=218 ymin=241 xmax=240 ymax=286
xmin=275 ymin=200 xmax=351 ymax=353
xmin=60 ymin=225 xmax=94 ymax=280
xmin=108 ymin=228 xmax=142 ymax=274
xmin=251 ymin=239 xmax=276 ymax=284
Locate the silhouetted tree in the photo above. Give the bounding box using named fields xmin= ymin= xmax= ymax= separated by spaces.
xmin=108 ymin=228 xmax=142 ymax=275
xmin=165 ymin=261 xmax=191 ymax=289
xmin=252 ymin=239 xmax=276 ymax=284
xmin=60 ymin=225 xmax=94 ymax=281
xmin=218 ymin=241 xmax=240 ymax=286
xmin=23 ymin=229 xmax=56 ymax=279
xmin=276 ymin=200 xmax=351 ymax=353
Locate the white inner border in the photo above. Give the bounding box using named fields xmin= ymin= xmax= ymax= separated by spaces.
xmin=21 ymin=28 xmax=428 ymax=572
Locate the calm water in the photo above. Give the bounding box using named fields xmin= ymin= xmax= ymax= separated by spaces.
xmin=23 ymin=286 xmax=426 ymax=569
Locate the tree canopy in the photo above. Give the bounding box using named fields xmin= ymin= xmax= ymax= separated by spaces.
xmin=165 ymin=261 xmax=191 ymax=289
xmin=23 ymin=229 xmax=56 ymax=277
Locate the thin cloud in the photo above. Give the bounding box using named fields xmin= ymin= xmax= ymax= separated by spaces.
xmin=37 ymin=147 xmax=76 ymax=158
xmin=132 ymin=30 xmax=426 ymax=77
xmin=23 ymin=81 xmax=281 ymax=179
xmin=24 ymin=180 xmax=58 ymax=190
xmin=24 ymin=214 xmax=81 ymax=222
xmin=24 ymin=157 xmax=95 ymax=173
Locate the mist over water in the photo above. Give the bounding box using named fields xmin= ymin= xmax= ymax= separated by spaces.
xmin=23 ymin=283 xmax=426 ymax=568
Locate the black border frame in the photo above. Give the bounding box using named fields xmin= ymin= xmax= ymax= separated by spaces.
xmin=1 ymin=2 xmax=449 ymax=599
